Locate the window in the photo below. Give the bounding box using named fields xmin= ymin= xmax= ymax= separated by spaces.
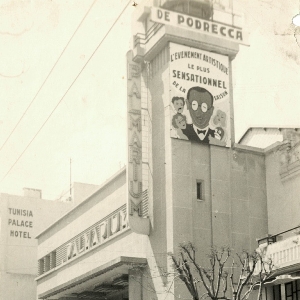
xmin=273 ymin=284 xmax=281 ymax=300
xmin=50 ymin=251 xmax=56 ymax=269
xmin=38 ymin=258 xmax=44 ymax=276
xmin=196 ymin=180 xmax=204 ymax=201
xmin=44 ymin=255 xmax=50 ymax=272
xmin=285 ymin=281 xmax=300 ymax=300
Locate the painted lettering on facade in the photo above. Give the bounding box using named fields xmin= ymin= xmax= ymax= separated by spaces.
xmin=8 ymin=207 xmax=33 ymax=239
xmin=151 ymin=7 xmax=247 ymax=45
xmin=170 ymin=43 xmax=230 ymax=147
xmin=127 ymin=52 xmax=143 ymax=217
xmin=64 ymin=208 xmax=127 ymax=263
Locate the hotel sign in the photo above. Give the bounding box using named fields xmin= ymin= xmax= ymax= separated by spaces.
xmin=151 ymin=7 xmax=248 ymax=46
xmin=8 ymin=207 xmax=33 ymax=239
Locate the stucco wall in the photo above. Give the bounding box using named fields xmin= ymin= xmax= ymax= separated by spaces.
xmin=144 ymin=41 xmax=269 ymax=299
xmin=265 ymin=149 xmax=300 ymax=234
xmin=0 ymin=193 xmax=72 ymax=300
xmin=37 ymin=170 xmax=126 ymax=259
xmin=145 ymin=45 xmax=170 ymax=299
xmin=0 ymin=194 xmax=72 ymax=275
xmin=0 ymin=273 xmax=37 ymax=300
xmin=170 ymin=141 xmax=268 ymax=299
xmin=170 ymin=141 xmax=268 ymax=252
xmin=37 ymin=231 xmax=147 ymax=297
xmin=36 ymin=170 xmax=150 ymax=298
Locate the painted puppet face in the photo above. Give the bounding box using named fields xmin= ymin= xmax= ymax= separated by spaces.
xmin=188 ymin=90 xmax=214 ymax=129
xmin=213 ymin=110 xmax=227 ymax=127
xmin=215 ymin=127 xmax=225 ymax=140
xmin=173 ymin=99 xmax=184 ymax=113
xmin=175 ymin=115 xmax=187 ymax=129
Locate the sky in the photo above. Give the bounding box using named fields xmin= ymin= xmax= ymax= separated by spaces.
xmin=0 ymin=0 xmax=299 ymax=200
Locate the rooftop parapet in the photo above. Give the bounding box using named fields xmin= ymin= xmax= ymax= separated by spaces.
xmin=131 ymin=0 xmax=246 ymax=63
xmin=157 ymin=0 xmax=213 ymax=20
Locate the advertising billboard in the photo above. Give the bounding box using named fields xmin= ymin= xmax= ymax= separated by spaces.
xmin=170 ymin=43 xmax=231 ymax=147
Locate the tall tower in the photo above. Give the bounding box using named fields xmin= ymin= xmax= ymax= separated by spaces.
xmin=127 ymin=0 xmax=247 ymax=234
xmin=126 ymin=2 xmax=266 ymax=299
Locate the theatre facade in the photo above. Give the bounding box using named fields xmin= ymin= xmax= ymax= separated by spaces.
xmin=36 ymin=1 xmax=300 ymax=299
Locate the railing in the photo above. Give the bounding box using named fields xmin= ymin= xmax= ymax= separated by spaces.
xmin=256 ymin=227 xmax=300 ymax=273
xmin=266 ymin=235 xmax=300 ymax=268
xmin=257 ymin=226 xmax=300 ymax=245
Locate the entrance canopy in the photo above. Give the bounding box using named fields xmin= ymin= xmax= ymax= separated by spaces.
xmin=38 ymin=256 xmax=147 ymax=300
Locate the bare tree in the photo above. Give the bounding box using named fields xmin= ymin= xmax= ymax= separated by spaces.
xmin=170 ymin=242 xmax=275 ymax=300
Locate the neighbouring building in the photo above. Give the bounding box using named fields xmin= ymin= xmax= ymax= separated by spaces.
xmin=241 ymin=127 xmax=300 ymax=300
xmin=35 ymin=1 xmax=300 ymax=300
xmin=0 ymin=188 xmax=74 ymax=300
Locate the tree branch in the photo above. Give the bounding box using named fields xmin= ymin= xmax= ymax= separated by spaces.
xmin=181 ymin=244 xmax=215 ymax=299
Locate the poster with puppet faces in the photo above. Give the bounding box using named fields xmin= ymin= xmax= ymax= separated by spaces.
xmin=170 ymin=43 xmax=231 ymax=147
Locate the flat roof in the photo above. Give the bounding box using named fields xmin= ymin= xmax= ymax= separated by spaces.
xmin=238 ymin=127 xmax=300 ymax=149
xmin=36 ymin=167 xmax=126 ymax=239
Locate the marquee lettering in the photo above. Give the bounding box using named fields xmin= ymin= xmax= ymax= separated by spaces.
xmin=129 ymin=82 xmax=141 ymax=98
xmin=133 ymin=162 xmax=138 ymax=181
xmin=120 ymin=209 xmax=128 ymax=229
xmin=151 ymin=7 xmax=247 ymax=45
xmin=128 ymin=64 xmax=141 ymax=79
xmin=129 ymin=181 xmax=142 ymax=198
xmin=127 ymin=50 xmax=148 ymax=226
xmin=129 ymin=200 xmax=142 ymax=216
xmin=63 ymin=207 xmax=127 ymax=263
xmin=99 ymin=222 xmax=108 ymax=243
xmin=79 ymin=236 xmax=85 ymax=254
xmin=129 ymin=132 xmax=142 ymax=148
xmin=129 ymin=115 xmax=142 ymax=132
xmin=130 ymin=146 xmax=142 ymax=164
xmin=85 ymin=232 xmax=91 ymax=251
xmin=67 ymin=243 xmax=73 ymax=259
xmin=72 ymin=242 xmax=79 ymax=258
xmin=111 ymin=213 xmax=120 ymax=234
xmin=91 ymin=228 xmax=99 ymax=246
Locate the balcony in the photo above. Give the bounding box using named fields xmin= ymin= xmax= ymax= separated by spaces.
xmin=257 ymin=226 xmax=300 ymax=275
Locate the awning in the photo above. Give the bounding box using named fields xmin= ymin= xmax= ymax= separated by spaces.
xmin=265 ymin=274 xmax=300 ymax=286
xmin=38 ymin=256 xmax=147 ymax=299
